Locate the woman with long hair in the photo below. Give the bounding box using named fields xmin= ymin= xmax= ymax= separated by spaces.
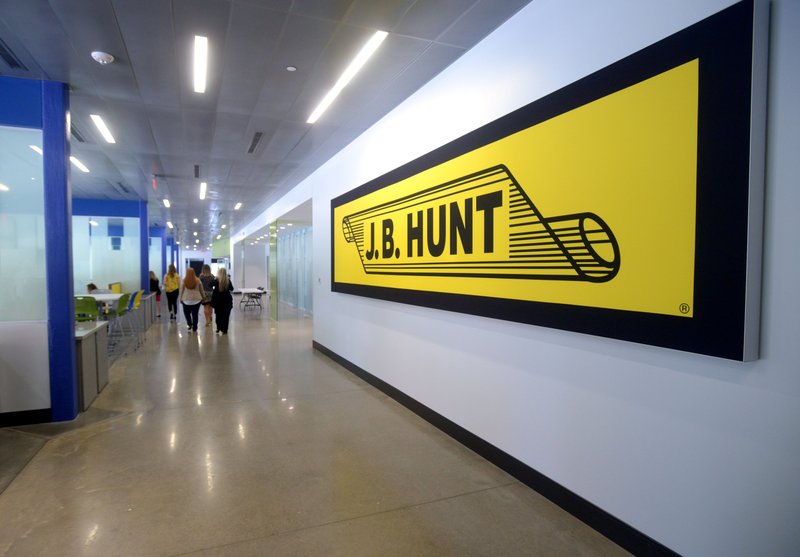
xmin=179 ymin=267 xmax=205 ymax=332
xmin=163 ymin=264 xmax=180 ymax=320
xmin=199 ymin=264 xmax=215 ymax=328
xmin=149 ymin=270 xmax=162 ymax=318
xmin=211 ymin=268 xmax=234 ymax=335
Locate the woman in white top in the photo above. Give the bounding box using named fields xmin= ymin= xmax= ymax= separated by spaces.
xmin=179 ymin=268 xmax=205 ymax=332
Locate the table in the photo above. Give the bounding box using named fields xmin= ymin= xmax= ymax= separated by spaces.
xmin=78 ymin=293 xmax=124 ymax=316
xmin=90 ymin=293 xmax=123 ymax=303
xmin=235 ymin=288 xmax=268 ymax=309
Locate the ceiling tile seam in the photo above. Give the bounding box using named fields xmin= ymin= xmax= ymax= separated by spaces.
xmin=107 ymin=0 xmax=161 ymax=199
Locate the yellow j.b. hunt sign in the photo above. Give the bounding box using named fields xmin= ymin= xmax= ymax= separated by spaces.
xmin=334 ymin=59 xmax=697 ymax=317
xmin=332 ymin=0 xmax=763 ymax=360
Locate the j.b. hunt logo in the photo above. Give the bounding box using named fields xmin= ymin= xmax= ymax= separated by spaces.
xmin=342 ymin=165 xmax=621 ymax=282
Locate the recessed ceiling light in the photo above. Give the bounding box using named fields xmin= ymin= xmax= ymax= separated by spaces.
xmin=167 ymin=221 xmax=174 ymax=229
xmin=70 ymin=156 xmax=90 ymax=173
xmin=234 ymin=202 xmax=242 ymax=210
xmin=195 ymin=239 xmax=200 ymax=243
xmin=199 ymin=181 xmax=206 ymax=200
xmin=0 ymin=183 xmax=10 ymax=192
xmin=307 ymin=30 xmax=388 ymax=124
xmin=287 ymin=223 xmax=293 ymax=226
xmin=221 ymin=224 xmax=227 ymax=229
xmin=193 ymin=231 xmax=198 ymax=236
xmin=193 ymin=218 xmax=199 ymax=224
xmin=286 ymin=65 xmax=297 ymax=72
xmin=29 ymin=145 xmax=43 ymax=155
xmin=194 ymin=35 xmax=208 ymax=93
xmin=216 ymin=234 xmax=221 ymax=240
xmin=90 ymin=114 xmax=116 ymax=143
xmin=163 ymin=199 xmax=171 ymax=208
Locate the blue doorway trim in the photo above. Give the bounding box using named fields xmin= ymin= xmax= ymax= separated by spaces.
xmin=138 ymin=201 xmax=148 ymax=291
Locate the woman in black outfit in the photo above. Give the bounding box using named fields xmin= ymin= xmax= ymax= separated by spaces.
xmin=149 ymin=271 xmax=162 ymax=318
xmin=211 ymin=268 xmax=234 ymax=334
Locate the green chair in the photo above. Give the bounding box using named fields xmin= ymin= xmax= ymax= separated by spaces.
xmin=107 ymin=292 xmax=132 ymax=335
xmin=74 ymin=296 xmax=99 ymax=322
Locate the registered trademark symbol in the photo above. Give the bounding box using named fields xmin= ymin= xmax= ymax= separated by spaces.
xmin=679 ymin=303 xmax=690 ymax=314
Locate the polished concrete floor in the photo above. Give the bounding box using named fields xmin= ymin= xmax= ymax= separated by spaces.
xmin=0 ymin=304 xmax=629 ymax=556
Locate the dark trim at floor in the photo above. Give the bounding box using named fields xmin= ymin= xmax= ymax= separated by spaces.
xmin=313 ymin=340 xmax=681 ymax=557
xmin=0 ymin=409 xmax=52 ymax=428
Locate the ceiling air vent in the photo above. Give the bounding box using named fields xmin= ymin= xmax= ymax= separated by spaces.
xmin=194 ymin=164 xmax=200 ymax=178
xmin=0 ymin=37 xmax=27 ymax=71
xmin=70 ymin=124 xmax=87 ymax=143
xmin=113 ymin=181 xmax=132 ymax=195
xmin=247 ymin=132 xmax=264 ymax=154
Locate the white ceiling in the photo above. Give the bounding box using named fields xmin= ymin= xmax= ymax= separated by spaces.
xmin=0 ymin=0 xmax=531 ymax=248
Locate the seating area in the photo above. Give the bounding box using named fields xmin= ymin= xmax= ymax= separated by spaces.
xmin=75 ymin=289 xmax=156 ymax=363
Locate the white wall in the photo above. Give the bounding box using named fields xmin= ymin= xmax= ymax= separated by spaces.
xmin=245 ymin=1 xmax=800 ymax=555
xmin=242 ymin=242 xmax=268 ymax=289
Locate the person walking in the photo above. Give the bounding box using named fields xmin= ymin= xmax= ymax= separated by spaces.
xmin=163 ymin=264 xmax=181 ymax=320
xmin=199 ymin=264 xmax=215 ymax=328
xmin=149 ymin=271 xmax=162 ymax=318
xmin=179 ymin=268 xmax=204 ymax=333
xmin=211 ymin=268 xmax=234 ymax=335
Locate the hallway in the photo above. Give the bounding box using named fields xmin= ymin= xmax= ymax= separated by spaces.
xmin=0 ymin=308 xmax=628 ymax=556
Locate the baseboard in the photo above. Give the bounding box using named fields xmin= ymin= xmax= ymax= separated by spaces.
xmin=0 ymin=408 xmax=52 ymax=428
xmin=313 ymin=340 xmax=680 ymax=557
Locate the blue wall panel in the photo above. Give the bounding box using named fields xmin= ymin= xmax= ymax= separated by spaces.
xmin=73 ymin=198 xmax=141 ymax=217
xmin=42 ymin=81 xmax=78 ymax=421
xmin=0 ymin=76 xmax=42 ymax=128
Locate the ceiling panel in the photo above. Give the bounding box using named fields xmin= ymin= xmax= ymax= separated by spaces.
xmin=0 ymin=0 xmax=532 ymax=242
xmin=290 ymin=0 xmax=355 ymax=22
xmin=394 ymin=0 xmax=478 ymax=41
xmin=113 ymin=0 xmax=182 ymax=108
xmin=438 ymin=0 xmax=531 ymax=48
xmin=346 ymin=0 xmax=416 ymax=31
xmin=216 ymin=3 xmax=286 ymax=115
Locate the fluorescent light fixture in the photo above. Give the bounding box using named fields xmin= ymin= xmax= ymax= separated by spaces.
xmin=163 ymin=199 xmax=171 ymax=208
xmin=0 ymin=183 xmax=9 ymax=192
xmin=167 ymin=221 xmax=174 ymax=229
xmin=199 ymin=181 xmax=207 ymax=200
xmin=216 ymin=234 xmax=221 ymax=240
xmin=234 ymin=202 xmax=242 ymax=210
xmin=193 ymin=217 xmax=199 ymax=224
xmin=307 ymin=30 xmax=388 ymax=124
xmin=89 ymin=220 xmax=99 ymax=227
xmin=90 ymin=114 xmax=116 ymax=143
xmin=194 ymin=35 xmax=208 ymax=93
xmin=70 ymin=156 xmax=90 ymax=173
xmin=29 ymin=145 xmax=43 ymax=155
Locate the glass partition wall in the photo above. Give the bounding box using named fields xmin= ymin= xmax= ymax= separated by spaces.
xmin=149 ymin=236 xmax=163 ymax=280
xmin=277 ymin=224 xmax=312 ymax=315
xmin=0 ymin=126 xmax=47 ymax=320
xmin=72 ymin=215 xmax=141 ymax=295
xmin=0 ymin=125 xmax=52 ymax=417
